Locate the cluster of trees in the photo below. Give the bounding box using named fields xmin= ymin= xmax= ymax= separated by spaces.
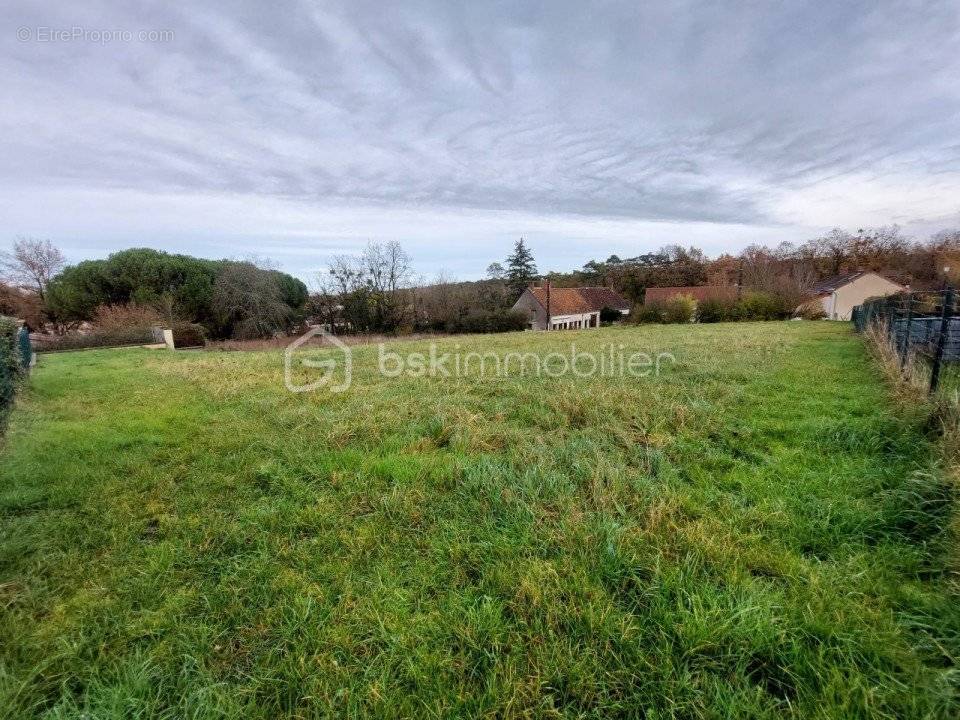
xmin=1 ymin=239 xmax=308 ymax=340
xmin=310 ymin=239 xmax=536 ymax=335
xmin=572 ymin=245 xmax=709 ymax=297
xmin=412 ymin=240 xmax=536 ymax=333
xmin=6 ymin=225 xmax=960 ymax=344
xmin=310 ymin=241 xmax=414 ymax=334
xmin=548 ymin=226 xmax=960 ymax=309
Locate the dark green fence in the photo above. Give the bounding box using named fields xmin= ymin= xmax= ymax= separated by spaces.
xmin=852 ymin=289 xmax=959 ymax=393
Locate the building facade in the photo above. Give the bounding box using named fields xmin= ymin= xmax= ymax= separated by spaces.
xmin=512 ymin=284 xmax=631 ymax=330
xmin=805 ymin=272 xmax=905 ymax=320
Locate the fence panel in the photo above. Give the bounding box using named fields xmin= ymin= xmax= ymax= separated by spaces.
xmin=853 ymin=289 xmax=960 ymax=394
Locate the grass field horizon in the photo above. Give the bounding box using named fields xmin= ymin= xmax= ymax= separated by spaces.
xmin=1 ymin=322 xmax=958 ymax=718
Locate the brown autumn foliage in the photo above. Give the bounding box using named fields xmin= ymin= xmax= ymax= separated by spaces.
xmin=91 ymin=304 xmax=162 ymax=332
xmin=0 ymin=283 xmax=45 ymax=330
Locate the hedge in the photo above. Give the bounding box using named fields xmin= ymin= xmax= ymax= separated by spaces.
xmin=171 ymin=322 xmax=207 ymax=348
xmin=31 ymin=327 xmax=156 ymax=352
xmin=445 ymin=310 xmax=528 ymax=334
xmin=634 ymin=291 xmax=798 ymax=324
xmin=0 ymin=315 xmax=26 ymax=432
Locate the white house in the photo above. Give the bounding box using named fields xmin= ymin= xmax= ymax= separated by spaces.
xmin=803 ymin=272 xmax=905 ymax=320
xmin=512 ymin=283 xmax=631 ymax=330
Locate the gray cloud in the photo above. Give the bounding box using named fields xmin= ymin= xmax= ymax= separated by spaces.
xmin=1 ymin=0 xmax=959 ymax=276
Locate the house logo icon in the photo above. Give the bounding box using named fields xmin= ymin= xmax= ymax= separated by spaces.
xmin=284 ymin=327 xmax=352 ymax=393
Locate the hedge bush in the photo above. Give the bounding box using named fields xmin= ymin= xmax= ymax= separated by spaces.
xmin=0 ymin=316 xmax=26 ymax=431
xmin=696 ymin=298 xmax=737 ymax=323
xmin=446 ymin=310 xmax=528 ymax=334
xmin=638 ymin=291 xmax=799 ymax=324
xmin=32 ymin=327 xmax=155 ymax=352
xmin=631 ymin=302 xmax=665 ymax=324
xmin=171 ymin=322 xmax=207 ymax=348
xmin=662 ymin=294 xmax=697 ymax=323
xmin=737 ymin=291 xmax=786 ymax=321
xmin=599 ymin=306 xmax=623 ymax=324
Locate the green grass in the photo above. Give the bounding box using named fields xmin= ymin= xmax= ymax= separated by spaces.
xmin=1 ymin=322 xmax=958 ymax=718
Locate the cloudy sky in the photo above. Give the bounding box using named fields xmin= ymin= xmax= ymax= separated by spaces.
xmin=2 ymin=1 xmax=959 ymax=281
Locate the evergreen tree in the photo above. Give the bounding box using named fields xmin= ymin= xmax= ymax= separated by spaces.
xmin=505 ymin=238 xmax=538 ymax=297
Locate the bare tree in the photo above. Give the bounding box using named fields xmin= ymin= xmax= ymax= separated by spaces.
xmin=308 ymin=276 xmax=347 ymax=333
xmin=1 ymin=237 xmax=65 ymax=301
xmin=486 ymin=262 xmax=506 ymax=280
xmin=325 ymin=241 xmax=413 ymax=332
xmin=211 ymin=261 xmax=293 ymax=338
xmin=327 ymin=254 xmax=366 ymax=295
xmin=803 ymin=229 xmax=853 ymax=275
xmin=363 ymin=241 xmax=411 ymax=294
xmin=414 ymin=272 xmax=466 ymax=330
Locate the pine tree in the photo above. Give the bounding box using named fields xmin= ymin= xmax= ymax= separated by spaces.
xmin=505 ymin=238 xmax=538 ymax=298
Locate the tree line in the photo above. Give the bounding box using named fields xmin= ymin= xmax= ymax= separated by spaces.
xmin=309 ymin=239 xmax=539 ymax=335
xmin=3 ymin=226 xmax=959 ymax=342
xmin=0 ymin=240 xmax=308 ymax=342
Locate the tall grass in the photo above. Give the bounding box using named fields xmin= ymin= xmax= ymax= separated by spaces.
xmin=862 ymin=320 xmax=960 ymax=585
xmin=1 ymin=322 xmax=958 ymax=718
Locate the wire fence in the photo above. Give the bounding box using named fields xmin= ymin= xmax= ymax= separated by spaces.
xmin=852 ymin=289 xmax=960 ymax=393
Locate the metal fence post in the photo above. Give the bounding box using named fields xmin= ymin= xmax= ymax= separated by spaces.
xmin=900 ymin=293 xmax=913 ymax=369
xmin=930 ymin=288 xmax=953 ymax=393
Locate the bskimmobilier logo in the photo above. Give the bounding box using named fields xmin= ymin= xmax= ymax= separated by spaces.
xmin=284 ymin=326 xmax=676 ymax=394
xmin=284 ymin=327 xmax=352 ymax=394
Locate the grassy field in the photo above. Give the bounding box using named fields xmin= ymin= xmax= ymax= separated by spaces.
xmin=1 ymin=322 xmax=958 ymax=718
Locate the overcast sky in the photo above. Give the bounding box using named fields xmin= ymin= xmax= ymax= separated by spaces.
xmin=2 ymin=1 xmax=959 ymax=281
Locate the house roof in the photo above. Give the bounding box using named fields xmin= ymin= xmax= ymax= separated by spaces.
xmin=577 ymin=287 xmax=631 ymax=311
xmin=528 ymin=286 xmax=631 ymax=316
xmin=644 ymin=285 xmax=739 ymax=304
xmin=810 ymin=271 xmax=903 ymax=296
xmin=810 ymin=272 xmax=868 ymax=295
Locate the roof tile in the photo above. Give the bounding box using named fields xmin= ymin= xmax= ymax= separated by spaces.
xmin=528 ymin=286 xmax=631 ymax=316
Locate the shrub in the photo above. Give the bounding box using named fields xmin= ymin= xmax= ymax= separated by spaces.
xmin=32 ymin=327 xmax=156 ymax=352
xmin=32 ymin=302 xmax=164 ymax=352
xmin=0 ymin=283 xmax=44 ymax=331
xmin=697 ymin=298 xmax=737 ymax=323
xmin=0 ymin=315 xmax=26 ymax=431
xmin=796 ymin=302 xmax=827 ymax=320
xmin=662 ymin=294 xmax=697 ymax=323
xmin=92 ymin=303 xmax=161 ymax=331
xmin=599 ymin=306 xmax=622 ymax=324
xmin=171 ymin=322 xmax=207 ymax=348
xmin=736 ymin=291 xmax=787 ymax=321
xmin=632 ymin=302 xmax=664 ymax=324
xmin=447 ymin=310 xmax=528 ymax=334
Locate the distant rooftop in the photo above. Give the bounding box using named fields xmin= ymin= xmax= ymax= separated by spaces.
xmin=810 ymin=271 xmax=904 ymax=296
xmin=643 ymin=286 xmax=739 ymax=305
xmin=528 ymin=286 xmax=630 ymax=316
xmin=810 ymin=272 xmax=869 ymax=295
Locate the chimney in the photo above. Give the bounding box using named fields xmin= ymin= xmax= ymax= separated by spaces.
xmin=546 ymin=279 xmax=551 ymax=328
